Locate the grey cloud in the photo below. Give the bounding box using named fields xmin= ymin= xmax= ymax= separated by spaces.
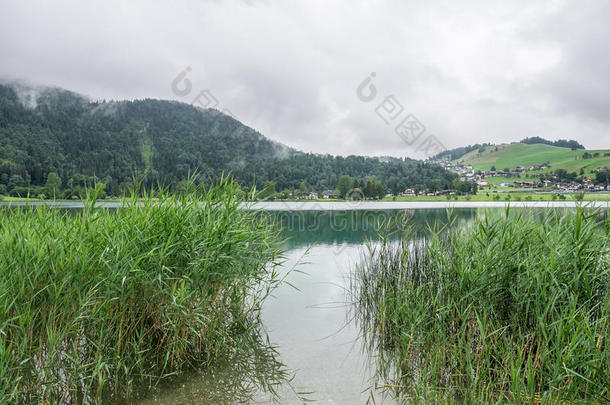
xmin=531 ymin=2 xmax=610 ymax=125
xmin=0 ymin=0 xmax=608 ymax=157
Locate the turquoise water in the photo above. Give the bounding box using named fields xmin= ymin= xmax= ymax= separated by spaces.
xmin=3 ymin=204 xmax=597 ymax=403
xmin=137 ymin=209 xmax=478 ymax=404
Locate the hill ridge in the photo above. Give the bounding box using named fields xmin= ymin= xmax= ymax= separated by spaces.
xmin=0 ymin=82 xmax=461 ymax=198
xmin=452 ymin=143 xmax=610 ymax=175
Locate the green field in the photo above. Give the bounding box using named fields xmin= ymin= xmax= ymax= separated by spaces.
xmin=380 ymin=193 xmax=610 ymax=202
xmin=279 ymin=193 xmax=610 ymax=202
xmin=455 ymin=143 xmax=610 ymax=174
xmin=0 ymin=196 xmax=44 ymax=202
xmin=3 ymin=194 xmax=610 ymax=205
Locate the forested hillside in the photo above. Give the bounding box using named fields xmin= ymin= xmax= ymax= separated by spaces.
xmin=0 ymin=83 xmax=463 ymax=198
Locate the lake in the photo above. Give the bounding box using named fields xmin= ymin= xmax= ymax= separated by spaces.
xmin=1 ymin=203 xmax=602 ymax=404
xmin=134 ymin=208 xmax=480 ymax=404
xmin=1 ymin=200 xmax=608 ymax=210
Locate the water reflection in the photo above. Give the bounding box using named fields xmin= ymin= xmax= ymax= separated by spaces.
xmin=348 ymin=206 xmax=609 ymax=404
xmin=136 ymin=209 xmax=478 ymax=404
xmin=276 ymin=209 xmax=477 ymax=249
xmin=135 ymin=326 xmax=294 ymax=405
xmin=136 ymin=206 xmax=608 ymax=404
xmin=1 ymin=206 xmax=480 ymax=404
xmin=5 ymin=203 xmax=599 ymax=403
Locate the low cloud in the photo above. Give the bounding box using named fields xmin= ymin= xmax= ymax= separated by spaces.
xmin=1 ymin=0 xmax=608 ymax=156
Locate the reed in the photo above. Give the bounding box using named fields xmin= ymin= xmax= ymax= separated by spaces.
xmin=353 ymin=207 xmax=609 ymax=403
xmin=0 ymin=178 xmax=285 ymax=403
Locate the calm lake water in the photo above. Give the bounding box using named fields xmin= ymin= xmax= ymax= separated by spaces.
xmin=135 ymin=208 xmax=479 ymax=404
xmin=1 ymin=200 xmax=608 ymax=210
xmin=1 ymin=203 xmax=601 ymax=403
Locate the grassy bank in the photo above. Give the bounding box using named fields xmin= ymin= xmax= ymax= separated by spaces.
xmin=0 ymin=195 xmax=43 ymax=202
xmin=271 ymin=193 xmax=610 ymax=203
xmin=3 ymin=192 xmax=609 ymax=204
xmin=0 ymin=179 xmax=285 ymax=403
xmin=353 ymin=207 xmax=609 ymax=403
xmin=455 ymin=143 xmax=610 ymax=174
xmin=381 ymin=192 xmax=610 ymax=202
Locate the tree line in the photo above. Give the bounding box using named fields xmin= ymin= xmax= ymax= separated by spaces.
xmin=0 ymin=84 xmax=474 ymax=199
xmin=520 ymin=137 xmax=585 ymax=150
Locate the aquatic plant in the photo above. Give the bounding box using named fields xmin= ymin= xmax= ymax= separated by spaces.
xmin=136 ymin=324 xmax=292 ymax=404
xmin=0 ymin=178 xmax=286 ymax=403
xmin=353 ymin=206 xmax=609 ymax=403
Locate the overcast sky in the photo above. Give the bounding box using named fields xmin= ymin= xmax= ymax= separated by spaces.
xmin=1 ymin=0 xmax=609 ymax=157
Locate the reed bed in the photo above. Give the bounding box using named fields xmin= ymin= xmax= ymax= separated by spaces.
xmin=134 ymin=325 xmax=291 ymax=404
xmin=353 ymin=207 xmax=609 ymax=404
xmin=0 ymin=179 xmax=285 ymax=403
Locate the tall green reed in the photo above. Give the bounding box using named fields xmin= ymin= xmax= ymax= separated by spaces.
xmin=0 ymin=177 xmax=286 ymax=403
xmin=353 ymin=207 xmax=609 ymax=403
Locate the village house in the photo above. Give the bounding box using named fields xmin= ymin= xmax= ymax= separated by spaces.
xmin=542 ymin=180 xmax=554 ymax=187
xmin=436 ymin=190 xmax=453 ymax=196
xmin=529 ymin=163 xmax=549 ymax=171
xmin=498 ymin=171 xmax=514 ymax=178
xmin=322 ymin=190 xmax=336 ymax=199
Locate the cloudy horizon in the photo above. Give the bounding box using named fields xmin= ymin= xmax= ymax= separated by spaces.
xmin=1 ymin=0 xmax=609 ymax=158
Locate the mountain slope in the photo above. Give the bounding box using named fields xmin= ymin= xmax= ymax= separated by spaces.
xmin=0 ymin=83 xmax=294 ymax=193
xmin=0 ymin=82 xmax=459 ymax=197
xmin=455 ymin=143 xmax=610 ymax=174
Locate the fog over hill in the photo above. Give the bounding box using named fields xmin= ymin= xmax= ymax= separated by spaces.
xmin=0 ymin=82 xmax=460 ymax=197
xmin=2 ymin=1 xmax=610 ymax=155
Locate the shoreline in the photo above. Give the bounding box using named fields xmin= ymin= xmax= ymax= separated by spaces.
xmin=3 ymin=200 xmax=608 ymax=210
xmin=243 ymin=201 xmax=610 ymax=211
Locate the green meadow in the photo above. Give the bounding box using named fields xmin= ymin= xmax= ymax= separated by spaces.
xmin=456 ymin=143 xmax=610 ymax=174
